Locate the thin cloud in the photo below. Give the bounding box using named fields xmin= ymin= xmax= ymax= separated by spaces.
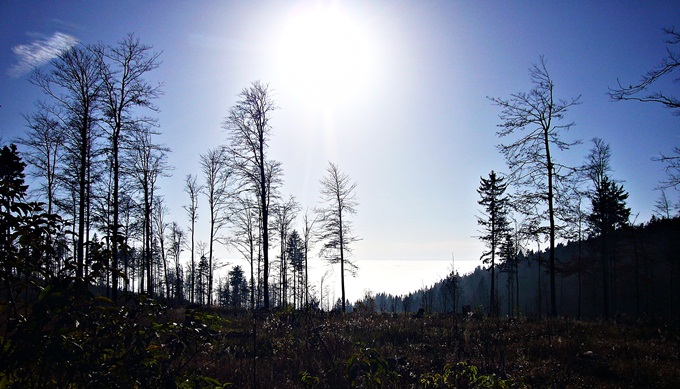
xmin=8 ymin=32 xmax=79 ymax=78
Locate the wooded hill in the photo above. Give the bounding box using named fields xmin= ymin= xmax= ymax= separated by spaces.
xmin=368 ymin=216 xmax=680 ymax=321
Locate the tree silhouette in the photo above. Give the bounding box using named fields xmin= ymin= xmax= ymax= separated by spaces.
xmin=286 ymin=229 xmax=304 ymax=308
xmin=95 ymin=34 xmax=162 ymax=300
xmin=223 ymin=81 xmax=279 ymax=309
xmin=272 ymin=196 xmax=299 ymax=307
xmin=30 ymin=45 xmax=102 ymax=281
xmin=16 ymin=108 xmax=64 ymax=216
xmin=153 ymin=196 xmax=170 ymax=299
xmin=124 ymin=126 xmax=169 ymax=296
xmin=489 ymin=56 xmax=581 ymax=317
xmin=317 ymin=162 xmax=359 ymax=313
xmin=229 ymin=194 xmax=259 ymax=309
xmin=200 ymin=146 xmax=233 ymax=305
xmin=229 ymin=265 xmax=248 ymax=308
xmin=588 ymin=176 xmax=630 ymax=319
xmin=477 ymin=171 xmax=511 ymax=316
xmin=168 ymin=221 xmax=184 ymax=303
xmin=583 ymin=138 xmax=630 ymax=318
xmin=183 ymin=174 xmax=202 ymax=303
xmin=301 ymin=209 xmax=319 ymax=308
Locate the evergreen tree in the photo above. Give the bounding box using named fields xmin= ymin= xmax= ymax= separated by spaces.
xmin=588 ymin=177 xmax=630 ymax=236
xmin=477 ymin=171 xmax=511 ymax=316
xmin=286 ymin=230 xmax=304 ymax=308
xmin=588 ymin=176 xmax=631 ymax=318
xmin=583 ymin=138 xmax=631 ymax=319
xmin=229 ymin=265 xmax=248 ymax=308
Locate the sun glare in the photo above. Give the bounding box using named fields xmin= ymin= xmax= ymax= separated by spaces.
xmin=277 ymin=4 xmax=373 ymax=109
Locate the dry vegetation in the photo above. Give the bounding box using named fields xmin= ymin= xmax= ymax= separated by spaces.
xmin=176 ymin=307 xmax=680 ymax=388
xmin=3 ymin=287 xmax=680 ymax=388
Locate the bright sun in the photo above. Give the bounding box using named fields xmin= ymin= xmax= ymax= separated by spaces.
xmin=277 ymin=4 xmax=373 ymax=109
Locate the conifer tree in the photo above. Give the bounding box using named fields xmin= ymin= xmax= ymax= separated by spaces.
xmin=477 ymin=171 xmax=511 ymax=316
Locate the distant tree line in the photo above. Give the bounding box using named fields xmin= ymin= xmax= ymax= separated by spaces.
xmin=363 ymin=216 xmax=679 ymax=321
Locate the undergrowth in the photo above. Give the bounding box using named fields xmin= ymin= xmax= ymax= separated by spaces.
xmin=3 ymin=296 xmax=679 ymax=388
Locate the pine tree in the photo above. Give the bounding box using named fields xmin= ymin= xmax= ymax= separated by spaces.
xmin=588 ymin=176 xmax=630 ymax=319
xmin=286 ymin=230 xmax=304 ymax=308
xmin=477 ymin=171 xmax=511 ymax=316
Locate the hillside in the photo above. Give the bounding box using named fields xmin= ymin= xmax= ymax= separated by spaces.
xmin=369 ymin=216 xmax=680 ymax=321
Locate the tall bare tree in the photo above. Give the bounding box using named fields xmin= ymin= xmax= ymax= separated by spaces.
xmin=30 ymin=45 xmax=102 ymax=280
xmin=489 ymin=56 xmax=581 ymax=317
xmin=272 ymin=196 xmax=299 ymax=306
xmin=153 ymin=196 xmax=170 ymax=299
xmin=168 ymin=222 xmax=185 ymax=303
xmin=301 ymin=209 xmax=318 ymax=308
xmin=124 ymin=126 xmax=169 ymax=296
xmin=223 ymin=81 xmax=279 ymax=309
xmin=183 ymin=174 xmax=202 ymax=303
xmin=229 ymin=194 xmax=259 ymax=309
xmin=95 ymin=33 xmax=162 ymax=300
xmin=317 ymin=162 xmax=359 ymax=313
xmin=16 ymin=108 xmax=64 ymax=216
xmin=200 ymin=146 xmax=233 ymax=305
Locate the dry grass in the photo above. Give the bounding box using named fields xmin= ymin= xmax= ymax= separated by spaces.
xmin=180 ymin=310 xmax=680 ymax=388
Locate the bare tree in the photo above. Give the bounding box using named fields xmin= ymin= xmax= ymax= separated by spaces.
xmin=272 ymin=196 xmax=299 ymax=306
xmin=30 ymin=45 xmax=102 ymax=280
xmin=95 ymin=33 xmax=162 ymax=300
xmin=319 ymin=268 xmax=332 ymax=311
xmin=229 ymin=194 xmax=260 ymax=309
xmin=489 ymin=56 xmax=581 ymax=317
xmin=16 ymin=108 xmax=64 ymax=215
xmin=654 ymin=147 xmax=680 ymax=190
xmin=200 ymin=146 xmax=233 ymax=305
xmin=124 ymin=126 xmax=169 ymax=296
xmin=654 ymin=189 xmax=677 ymax=219
xmin=223 ymin=81 xmax=279 ymax=309
xmin=183 ymin=174 xmax=202 ymax=303
xmin=301 ymin=209 xmax=318 ymax=308
xmin=168 ymin=222 xmax=184 ymax=303
xmin=609 ymin=27 xmax=680 ymax=114
xmin=317 ymin=162 xmax=359 ymax=313
xmin=153 ymin=196 xmax=170 ymax=299
xmin=609 ymin=28 xmax=680 ymax=190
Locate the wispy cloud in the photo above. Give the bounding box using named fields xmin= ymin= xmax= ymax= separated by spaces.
xmin=8 ymin=32 xmax=79 ymax=78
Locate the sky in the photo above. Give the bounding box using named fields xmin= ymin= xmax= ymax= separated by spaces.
xmin=1 ymin=1 xmax=679 ymax=304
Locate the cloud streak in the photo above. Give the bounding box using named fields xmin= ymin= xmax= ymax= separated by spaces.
xmin=8 ymin=32 xmax=79 ymax=78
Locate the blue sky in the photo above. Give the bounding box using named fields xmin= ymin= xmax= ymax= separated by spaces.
xmin=1 ymin=1 xmax=678 ymax=302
